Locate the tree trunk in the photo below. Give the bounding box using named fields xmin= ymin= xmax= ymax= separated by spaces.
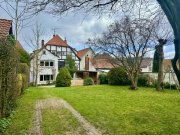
xmin=156 ymin=57 xmax=163 ymax=91
xmin=171 ymin=39 xmax=180 ymax=87
xmin=156 ymin=39 xmax=166 ymax=91
xmin=130 ymin=75 xmax=138 ymax=90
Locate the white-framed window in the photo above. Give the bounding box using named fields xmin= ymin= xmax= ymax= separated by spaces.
xmin=40 ymin=75 xmax=54 ymax=81
xmin=51 ymin=50 xmax=56 ymax=55
xmin=43 ymin=50 xmax=46 ymax=55
xmin=57 ymin=51 xmax=61 ymax=56
xmin=40 ymin=61 xmax=54 ymax=67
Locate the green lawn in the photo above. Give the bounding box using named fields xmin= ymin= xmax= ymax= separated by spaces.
xmin=4 ymin=85 xmax=180 ymax=135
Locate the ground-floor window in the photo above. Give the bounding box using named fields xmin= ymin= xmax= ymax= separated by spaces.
xmin=40 ymin=75 xmax=54 ymax=81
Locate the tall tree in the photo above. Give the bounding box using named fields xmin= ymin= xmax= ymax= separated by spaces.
xmin=27 ymin=22 xmax=44 ymax=86
xmin=0 ymin=0 xmax=32 ymax=40
xmin=65 ymin=55 xmax=77 ymax=77
xmin=88 ymin=17 xmax=156 ymax=89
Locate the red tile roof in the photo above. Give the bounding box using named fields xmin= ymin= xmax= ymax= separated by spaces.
xmin=77 ymin=48 xmax=90 ymax=58
xmin=164 ymin=59 xmax=172 ymax=71
xmin=140 ymin=58 xmax=153 ymax=68
xmin=0 ymin=19 xmax=12 ymax=38
xmin=16 ymin=40 xmax=27 ymax=52
xmin=92 ymin=59 xmax=116 ymax=69
xmin=45 ymin=35 xmax=68 ymax=47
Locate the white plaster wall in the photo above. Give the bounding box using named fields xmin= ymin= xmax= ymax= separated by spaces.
xmin=51 ymin=46 xmax=56 ymax=50
xmin=79 ymin=49 xmax=96 ymax=71
xmin=30 ymin=49 xmax=59 ymax=85
xmin=57 ymin=46 xmax=61 ymax=51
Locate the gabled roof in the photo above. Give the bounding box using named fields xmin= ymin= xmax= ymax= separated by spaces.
xmin=93 ymin=59 xmax=115 ymax=69
xmin=30 ymin=48 xmax=59 ymax=59
xmin=77 ymin=48 xmax=93 ymax=58
xmin=45 ymin=35 xmax=68 ymax=47
xmin=140 ymin=58 xmax=153 ymax=68
xmin=16 ymin=40 xmax=25 ymax=49
xmin=0 ymin=19 xmax=13 ymax=39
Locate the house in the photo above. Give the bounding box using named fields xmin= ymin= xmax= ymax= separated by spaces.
xmin=75 ymin=48 xmax=98 ymax=83
xmin=92 ymin=53 xmax=118 ymax=73
xmin=30 ymin=35 xmax=97 ymax=85
xmin=0 ymin=19 xmax=13 ymax=39
xmin=140 ymin=58 xmax=153 ymax=73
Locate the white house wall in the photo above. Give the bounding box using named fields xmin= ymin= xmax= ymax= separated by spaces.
xmin=79 ymin=49 xmax=96 ymax=71
xmin=30 ymin=49 xmax=59 ymax=85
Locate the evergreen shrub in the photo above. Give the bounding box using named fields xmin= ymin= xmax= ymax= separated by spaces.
xmin=107 ymin=67 xmax=130 ymax=85
xmin=84 ymin=77 xmax=94 ymax=85
xmin=98 ymin=73 xmax=108 ymax=84
xmin=56 ymin=67 xmax=72 ymax=87
xmin=138 ymin=75 xmax=149 ymax=87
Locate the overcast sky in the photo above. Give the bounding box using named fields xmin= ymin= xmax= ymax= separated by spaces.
xmin=0 ymin=1 xmax=175 ymax=59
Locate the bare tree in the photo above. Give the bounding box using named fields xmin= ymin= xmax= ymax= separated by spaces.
xmin=27 ymin=22 xmax=44 ymax=86
xmin=88 ymin=17 xmax=156 ymax=89
xmin=0 ymin=0 xmax=33 ymax=40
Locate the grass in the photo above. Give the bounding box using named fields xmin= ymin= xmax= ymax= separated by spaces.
xmin=4 ymin=85 xmax=180 ymax=135
xmin=41 ymin=108 xmax=86 ymax=135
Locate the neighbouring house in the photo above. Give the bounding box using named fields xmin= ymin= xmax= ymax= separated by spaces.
xmin=0 ymin=19 xmax=13 ymax=39
xmin=142 ymin=58 xmax=179 ymax=85
xmin=92 ymin=53 xmax=118 ymax=73
xmin=30 ymin=35 xmax=97 ymax=85
xmin=140 ymin=58 xmax=153 ymax=73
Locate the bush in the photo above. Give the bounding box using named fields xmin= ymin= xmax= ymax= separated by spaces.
xmin=17 ymin=74 xmax=23 ymax=96
xmin=107 ymin=67 xmax=130 ymax=85
xmin=18 ymin=63 xmax=29 ymax=92
xmin=164 ymin=82 xmax=177 ymax=90
xmin=138 ymin=75 xmax=149 ymax=87
xmin=84 ymin=77 xmax=94 ymax=85
xmin=21 ymin=74 xmax=28 ymax=93
xmin=56 ymin=67 xmax=72 ymax=87
xmin=98 ymin=73 xmax=108 ymax=84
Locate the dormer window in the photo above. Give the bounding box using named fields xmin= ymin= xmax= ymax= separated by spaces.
xmin=43 ymin=51 xmax=46 ymax=55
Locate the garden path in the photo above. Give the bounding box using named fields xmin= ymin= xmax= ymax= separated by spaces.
xmin=29 ymin=98 xmax=102 ymax=135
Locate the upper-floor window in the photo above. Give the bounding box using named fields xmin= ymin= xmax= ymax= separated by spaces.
xmin=43 ymin=51 xmax=46 ymax=55
xmin=62 ymin=51 xmax=66 ymax=56
xmin=51 ymin=50 xmax=56 ymax=55
xmin=57 ymin=51 xmax=61 ymax=56
xmin=40 ymin=61 xmax=54 ymax=67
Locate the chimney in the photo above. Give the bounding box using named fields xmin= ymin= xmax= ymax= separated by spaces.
xmin=41 ymin=40 xmax=44 ymax=48
xmin=64 ymin=37 xmax=67 ymax=44
xmin=53 ymin=34 xmax=55 ymax=37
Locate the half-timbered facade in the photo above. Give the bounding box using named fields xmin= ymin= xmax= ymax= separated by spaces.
xmin=45 ymin=35 xmax=80 ymax=70
xmin=30 ymin=34 xmax=94 ymax=85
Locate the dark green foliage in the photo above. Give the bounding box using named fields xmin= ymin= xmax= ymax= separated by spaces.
xmin=152 ymin=49 xmax=159 ymax=73
xmin=138 ymin=75 xmax=149 ymax=87
xmin=107 ymin=67 xmax=130 ymax=85
xmin=16 ymin=48 xmax=30 ymax=65
xmin=65 ymin=55 xmax=77 ymax=77
xmin=164 ymin=82 xmax=177 ymax=90
xmin=56 ymin=67 xmax=72 ymax=87
xmin=18 ymin=63 xmax=29 ymax=93
xmin=0 ymin=111 xmax=15 ymax=133
xmin=84 ymin=77 xmax=94 ymax=85
xmin=0 ymin=39 xmax=19 ymax=118
xmin=98 ymin=73 xmax=108 ymax=84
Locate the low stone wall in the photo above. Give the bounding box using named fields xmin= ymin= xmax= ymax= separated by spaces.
xmin=71 ymin=79 xmax=84 ymax=86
